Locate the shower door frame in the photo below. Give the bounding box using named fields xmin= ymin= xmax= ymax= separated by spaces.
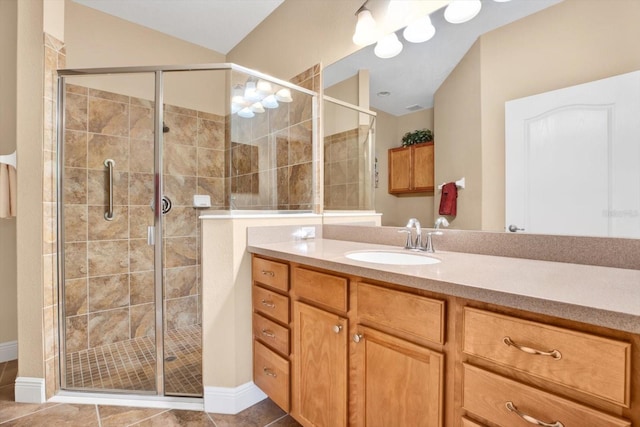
xmin=56 ymin=63 xmax=318 ymax=396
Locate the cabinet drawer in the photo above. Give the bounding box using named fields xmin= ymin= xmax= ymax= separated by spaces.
xmin=358 ymin=282 xmax=444 ymax=345
xmin=253 ymin=285 xmax=289 ymax=325
xmin=254 ymin=341 xmax=290 ymax=412
xmin=253 ymin=313 xmax=289 ymax=356
xmin=463 ymin=364 xmax=631 ymax=427
xmin=252 ymin=257 xmax=289 ymax=292
xmin=463 ymin=308 xmax=631 ymax=406
xmin=461 ymin=417 xmax=486 ymax=427
xmin=292 ymin=267 xmax=348 ymax=312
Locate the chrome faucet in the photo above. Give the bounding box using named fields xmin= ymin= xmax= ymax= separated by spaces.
xmin=400 ymin=218 xmax=422 ymax=250
xmin=425 ymin=217 xmax=450 ymax=253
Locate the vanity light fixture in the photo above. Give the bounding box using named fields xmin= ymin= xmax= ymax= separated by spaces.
xmin=403 ymin=15 xmax=436 ymax=43
xmin=444 ymin=0 xmax=482 ymax=24
xmin=353 ymin=4 xmax=379 ymax=46
xmin=262 ymin=94 xmax=279 ymax=109
xmin=375 ymin=32 xmax=403 ymax=59
xmin=250 ymin=102 xmax=265 ymax=114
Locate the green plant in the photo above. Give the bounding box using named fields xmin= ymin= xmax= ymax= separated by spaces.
xmin=401 ymin=128 xmax=433 ymax=147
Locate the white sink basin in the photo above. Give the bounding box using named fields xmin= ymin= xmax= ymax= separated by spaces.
xmin=345 ymin=250 xmax=440 ymax=266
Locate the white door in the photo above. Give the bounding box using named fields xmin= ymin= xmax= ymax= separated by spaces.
xmin=505 ymin=71 xmax=640 ymax=238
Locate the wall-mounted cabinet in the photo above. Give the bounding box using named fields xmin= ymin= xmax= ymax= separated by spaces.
xmin=388 ymin=142 xmax=434 ymax=194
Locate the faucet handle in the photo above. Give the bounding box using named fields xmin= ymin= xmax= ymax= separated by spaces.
xmin=398 ymin=229 xmax=413 ymax=249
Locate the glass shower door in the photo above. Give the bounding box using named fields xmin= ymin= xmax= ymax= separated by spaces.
xmin=59 ymin=73 xmax=159 ymax=393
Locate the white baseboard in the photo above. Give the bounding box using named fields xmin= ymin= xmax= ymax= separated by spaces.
xmin=0 ymin=340 xmax=17 ymax=363
xmin=204 ymin=381 xmax=267 ymax=414
xmin=50 ymin=391 xmax=203 ymax=411
xmin=14 ymin=377 xmax=46 ymax=403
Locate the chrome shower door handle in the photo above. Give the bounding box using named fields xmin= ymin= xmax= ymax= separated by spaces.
xmin=104 ymin=159 xmax=115 ymax=221
xmin=147 ymin=226 xmax=155 ymax=245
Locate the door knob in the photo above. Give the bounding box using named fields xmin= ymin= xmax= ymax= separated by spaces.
xmin=508 ymin=224 xmax=525 ymax=232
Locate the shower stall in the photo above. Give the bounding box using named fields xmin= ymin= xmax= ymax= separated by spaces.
xmin=56 ymin=64 xmax=317 ymax=397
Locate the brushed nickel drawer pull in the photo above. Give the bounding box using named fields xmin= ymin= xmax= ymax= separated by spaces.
xmin=503 ymin=336 xmax=562 ymax=360
xmin=261 ymin=299 xmax=276 ymax=309
xmin=261 ymin=329 xmax=276 ymax=339
xmin=506 ymin=401 xmax=564 ymax=427
xmin=263 ymin=367 xmax=277 ymax=377
xmin=261 ymin=270 xmax=275 ymax=277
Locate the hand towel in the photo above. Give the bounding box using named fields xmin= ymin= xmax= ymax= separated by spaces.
xmin=438 ymin=182 xmax=457 ymax=216
xmin=0 ymin=163 xmax=17 ymax=218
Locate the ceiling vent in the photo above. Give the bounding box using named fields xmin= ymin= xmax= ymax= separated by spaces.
xmin=405 ymin=104 xmax=423 ymax=111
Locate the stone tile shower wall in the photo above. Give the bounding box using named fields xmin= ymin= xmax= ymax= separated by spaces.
xmin=62 ymin=84 xmax=223 ymax=354
xmin=228 ymin=66 xmax=318 ymax=210
xmin=324 ymin=128 xmax=367 ymax=210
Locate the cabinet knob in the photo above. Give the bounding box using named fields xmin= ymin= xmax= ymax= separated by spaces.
xmin=353 ymin=333 xmax=363 ymax=343
xmin=332 ymin=324 xmax=343 ymax=334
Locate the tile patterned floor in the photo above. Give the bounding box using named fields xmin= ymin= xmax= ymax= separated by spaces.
xmin=66 ymin=325 xmax=202 ymax=396
xmin=0 ymin=359 xmax=302 ymax=426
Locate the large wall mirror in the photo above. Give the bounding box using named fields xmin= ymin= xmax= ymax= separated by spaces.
xmin=323 ymin=0 xmax=640 ymax=239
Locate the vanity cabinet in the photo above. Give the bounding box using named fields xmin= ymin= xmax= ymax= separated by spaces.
xmin=250 ymin=255 xmax=637 ymax=427
xmin=251 ymin=257 xmax=291 ymax=412
xmin=291 ymin=266 xmax=349 ymax=427
xmin=388 ymin=142 xmax=434 ymax=194
xmin=461 ymin=307 xmax=632 ymax=427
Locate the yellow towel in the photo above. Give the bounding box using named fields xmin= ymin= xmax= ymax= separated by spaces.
xmin=0 ymin=163 xmax=17 ymax=218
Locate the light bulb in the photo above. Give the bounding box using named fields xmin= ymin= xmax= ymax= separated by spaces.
xmin=275 ymin=88 xmax=293 ymax=103
xmin=352 ymin=8 xmax=378 ymax=46
xmin=262 ymin=94 xmax=279 ymax=109
xmin=237 ymin=107 xmax=255 ymax=118
xmin=250 ymin=102 xmax=265 ymax=113
xmin=374 ymin=33 xmax=403 ymax=59
xmin=403 ymin=16 xmax=436 ymax=43
xmin=256 ymin=80 xmax=273 ymax=96
xmin=444 ymin=0 xmax=482 ymax=24
xmin=244 ymin=81 xmax=263 ymax=102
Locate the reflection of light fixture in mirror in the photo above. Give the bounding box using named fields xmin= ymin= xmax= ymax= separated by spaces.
xmin=444 ymin=0 xmax=482 ymax=24
xmin=403 ymin=16 xmax=436 ymax=43
xmin=375 ymin=33 xmax=403 ymax=59
xmin=244 ymin=81 xmax=262 ymax=102
xmin=232 ymin=84 xmax=245 ymax=104
xmin=238 ymin=107 xmax=255 ymax=118
xmin=275 ymin=88 xmax=293 ymax=102
xmin=256 ymin=80 xmax=272 ymax=96
xmin=250 ymin=102 xmax=265 ymax=113
xmin=231 ymin=102 xmax=242 ymax=114
xmin=262 ymin=94 xmax=279 ymax=109
xmin=352 ymin=5 xmax=378 ymax=46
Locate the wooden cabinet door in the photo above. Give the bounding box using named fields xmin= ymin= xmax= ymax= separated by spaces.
xmin=388 ymin=146 xmax=412 ymax=193
xmin=292 ymin=301 xmax=348 ymax=427
xmin=353 ymin=326 xmax=444 ymax=427
xmin=413 ymin=143 xmax=434 ymax=191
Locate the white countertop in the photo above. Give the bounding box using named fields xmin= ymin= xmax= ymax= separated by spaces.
xmin=248 ymin=238 xmax=640 ymax=334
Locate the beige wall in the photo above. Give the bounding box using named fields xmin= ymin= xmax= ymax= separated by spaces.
xmin=374 ymin=108 xmax=435 ymax=227
xmin=0 ymin=0 xmax=18 ymax=346
xmin=64 ymin=0 xmax=227 ymax=114
xmin=435 ymin=0 xmax=640 ymax=232
xmin=434 ymin=40 xmax=482 ymax=231
xmin=325 ymin=74 xmax=359 ymax=136
xmin=16 ymin=0 xmax=45 ymax=378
